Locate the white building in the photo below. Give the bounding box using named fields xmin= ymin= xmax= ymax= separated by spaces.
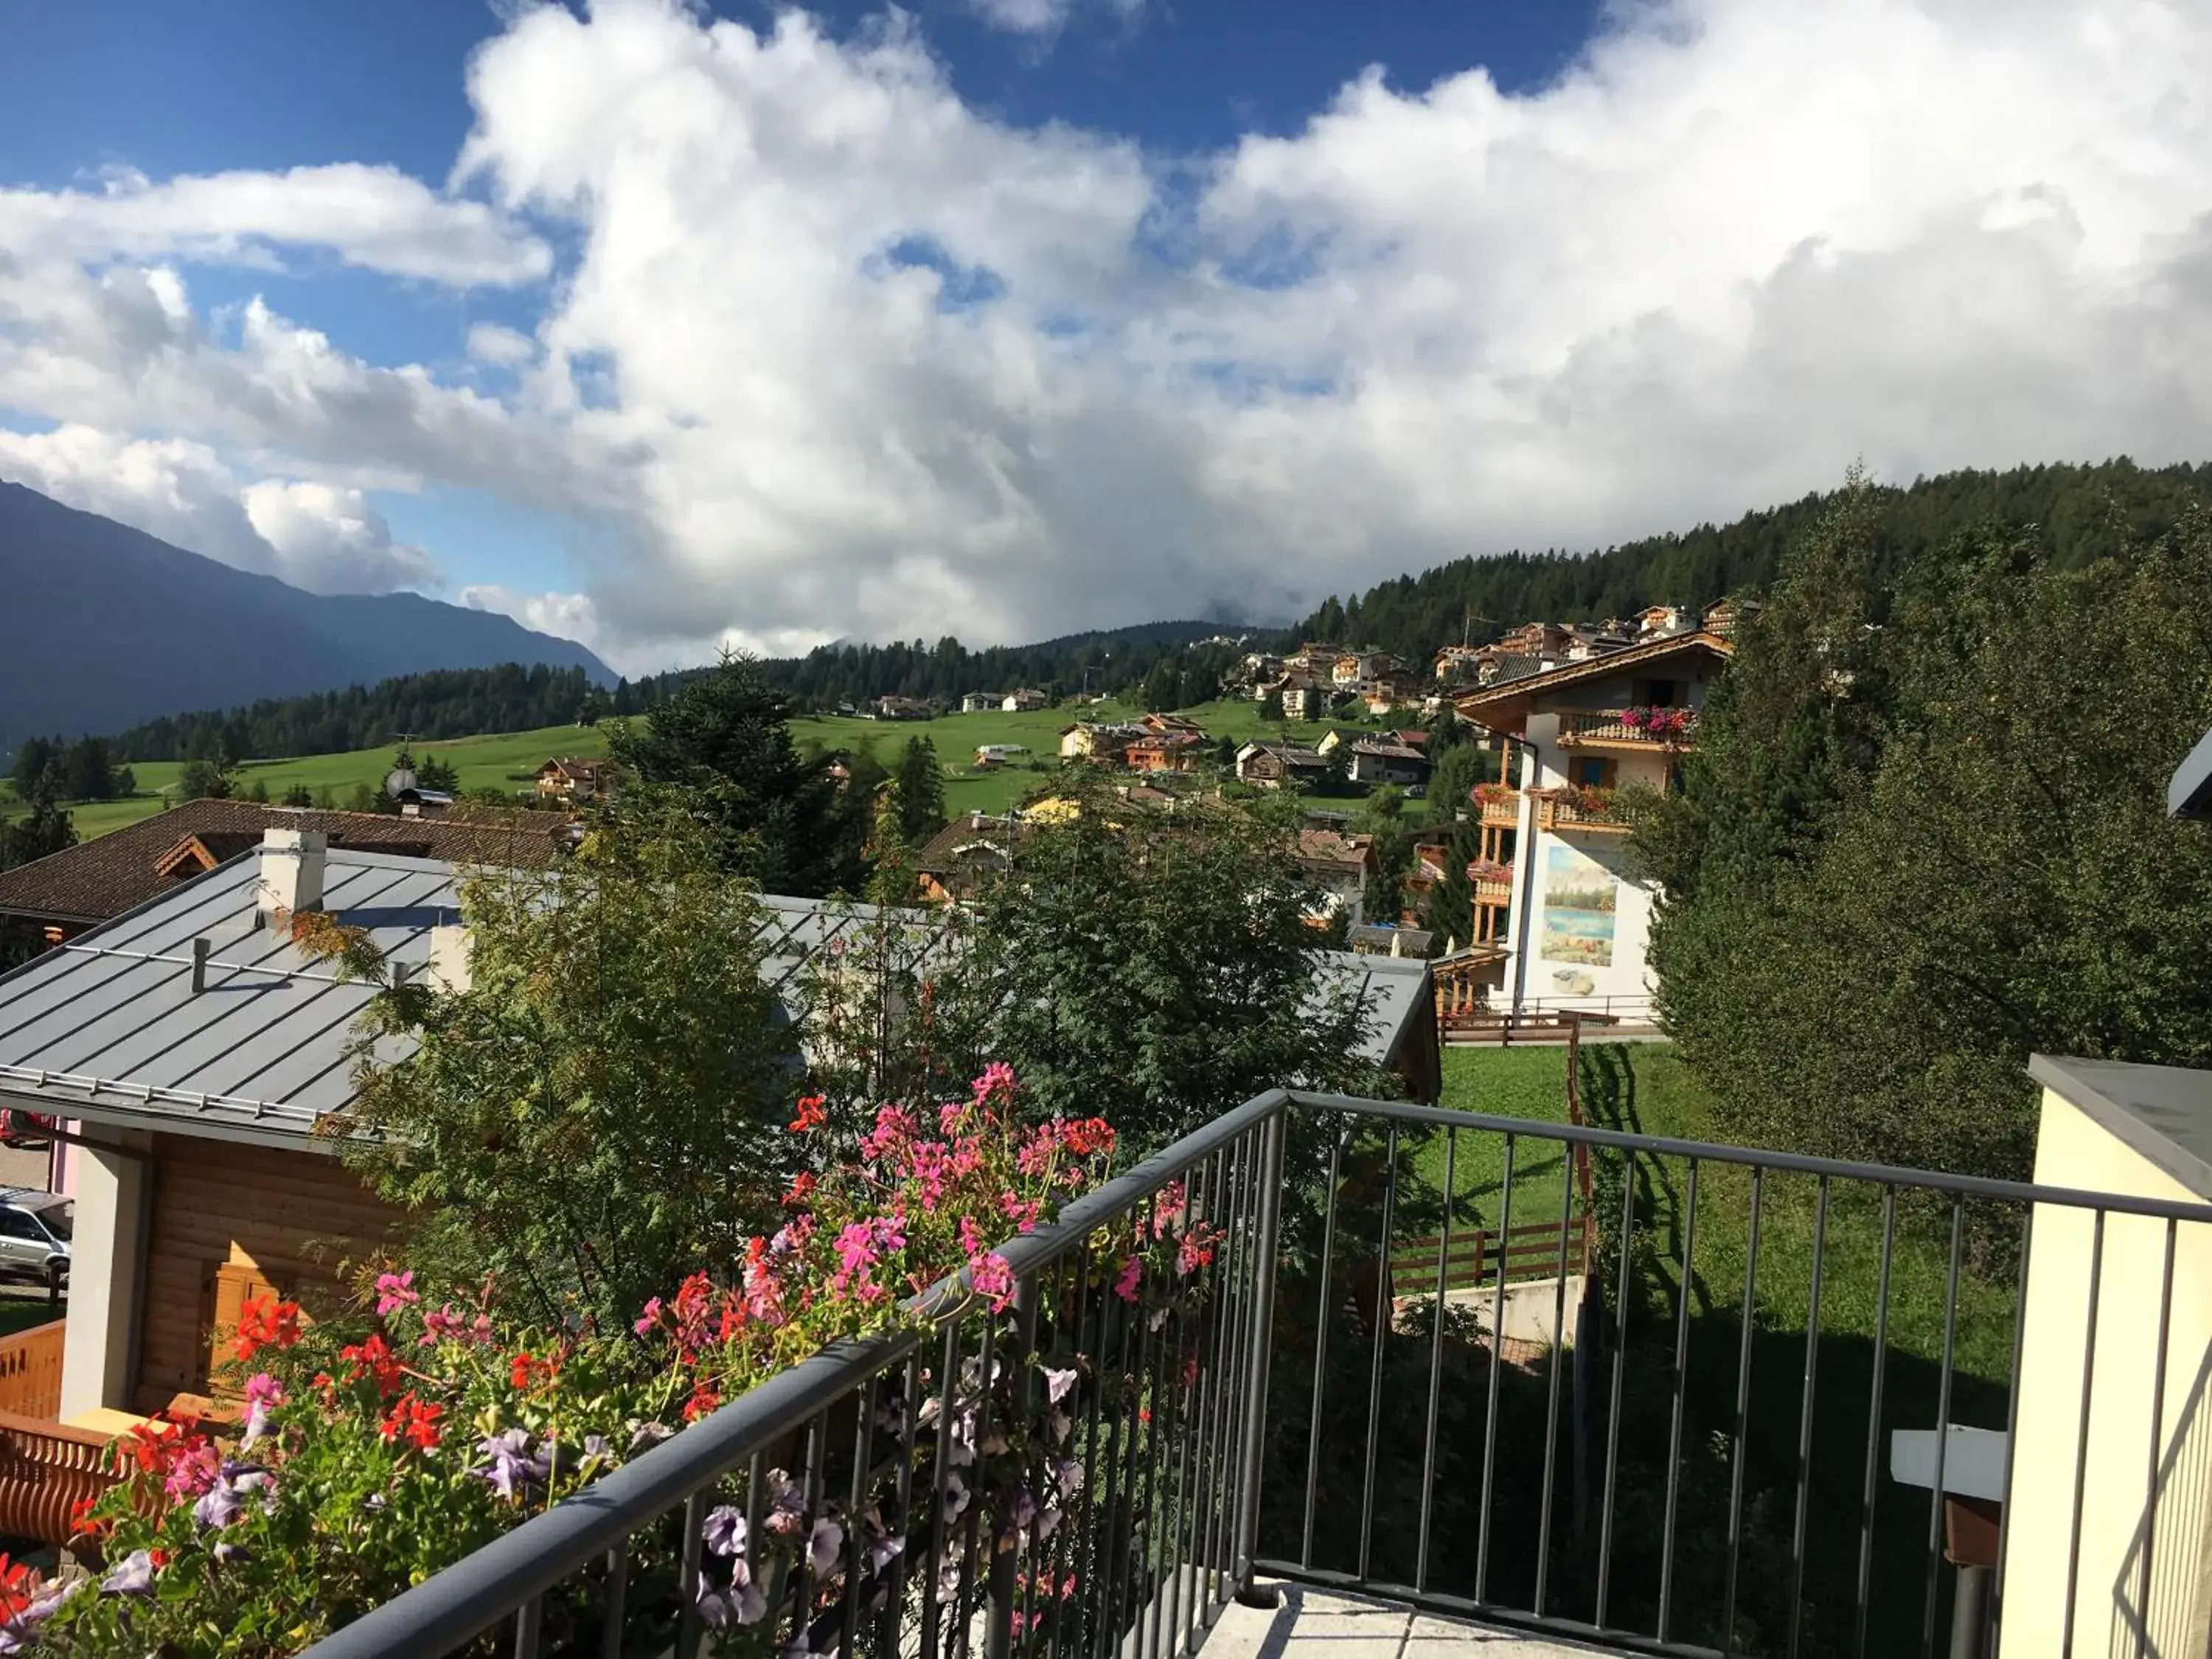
xmin=1451 ymin=629 xmax=1733 ymax=1012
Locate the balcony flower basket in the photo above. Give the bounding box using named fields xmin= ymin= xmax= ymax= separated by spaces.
xmin=1471 ymin=782 xmax=1517 ymax=807
xmin=1618 ymin=706 xmax=1696 ymax=742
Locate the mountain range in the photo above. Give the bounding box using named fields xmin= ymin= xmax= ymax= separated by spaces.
xmin=0 ymin=481 xmax=612 ymax=748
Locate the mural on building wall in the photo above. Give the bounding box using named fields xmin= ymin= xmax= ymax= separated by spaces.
xmin=1540 ymin=841 xmax=1617 ymax=970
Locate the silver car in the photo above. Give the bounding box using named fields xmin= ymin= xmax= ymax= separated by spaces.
xmin=0 ymin=1191 xmax=71 ymax=1286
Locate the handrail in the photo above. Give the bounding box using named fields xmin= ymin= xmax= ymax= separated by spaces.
xmin=306 ymin=1088 xmax=1295 ymax=1659
xmin=1281 ymin=1089 xmax=2212 ymax=1225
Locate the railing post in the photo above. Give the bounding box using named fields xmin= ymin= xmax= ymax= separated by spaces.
xmin=986 ymin=1274 xmax=1040 ymax=1659
xmin=1232 ymin=1108 xmax=1286 ymax=1604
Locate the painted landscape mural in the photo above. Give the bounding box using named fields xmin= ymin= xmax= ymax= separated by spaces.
xmin=1539 ymin=841 xmax=1618 ymax=970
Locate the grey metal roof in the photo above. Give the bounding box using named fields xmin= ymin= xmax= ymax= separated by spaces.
xmin=0 ymin=849 xmax=1429 ymax=1147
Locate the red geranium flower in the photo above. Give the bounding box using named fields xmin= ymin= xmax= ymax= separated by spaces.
xmin=788 ymin=1095 xmax=827 ymax=1133
xmin=232 ymin=1295 xmax=303 ymax=1361
xmin=380 ymin=1392 xmax=445 ymax=1451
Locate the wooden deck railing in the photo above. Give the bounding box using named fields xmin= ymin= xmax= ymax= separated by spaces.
xmin=0 ymin=1318 xmax=66 ymax=1419
xmin=0 ymin=1410 xmax=118 ymax=1547
xmin=1389 ymin=1216 xmax=1594 ymax=1290
xmin=1554 ymin=708 xmax=1698 ymax=748
xmin=1534 ymin=790 xmax=1632 ymax=833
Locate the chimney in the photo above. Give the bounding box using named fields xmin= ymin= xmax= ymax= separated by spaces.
xmin=257 ymin=829 xmax=327 ymax=929
xmin=428 ymin=925 xmax=473 ymax=995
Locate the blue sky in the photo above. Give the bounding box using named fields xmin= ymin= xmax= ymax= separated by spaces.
xmin=1 ymin=0 xmax=2204 ymax=673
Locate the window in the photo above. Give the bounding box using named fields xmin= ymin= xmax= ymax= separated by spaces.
xmin=0 ymin=1209 xmax=42 ymax=1242
xmin=38 ymin=1203 xmax=69 ymax=1242
xmin=1572 ymin=757 xmax=1616 ymax=789
xmin=1636 ymin=678 xmax=1681 ymax=708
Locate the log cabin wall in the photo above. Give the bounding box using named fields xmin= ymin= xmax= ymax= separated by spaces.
xmin=133 ymin=1133 xmax=400 ymax=1415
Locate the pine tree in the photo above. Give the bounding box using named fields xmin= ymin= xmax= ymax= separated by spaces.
xmin=892 ymin=737 xmax=948 ymax=847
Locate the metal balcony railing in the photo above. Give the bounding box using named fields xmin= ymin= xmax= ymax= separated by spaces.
xmin=299 ymin=1091 xmax=2212 ymax=1659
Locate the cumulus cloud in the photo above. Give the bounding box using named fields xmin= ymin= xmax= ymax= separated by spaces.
xmin=961 ymin=0 xmax=1144 ymax=38
xmin=0 ymin=162 xmax=549 ymax=286
xmin=8 ymin=0 xmax=2212 ymax=667
xmin=0 ymin=423 xmax=439 ymax=595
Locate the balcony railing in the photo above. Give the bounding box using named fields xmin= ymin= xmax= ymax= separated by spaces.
xmin=301 ymin=1091 xmax=2212 ymax=1659
xmin=1472 ymin=790 xmax=1519 ymax=828
xmin=1554 ymin=709 xmax=1699 ymax=749
xmin=1531 ymin=790 xmax=1631 ymax=833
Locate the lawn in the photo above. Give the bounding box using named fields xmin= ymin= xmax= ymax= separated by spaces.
xmin=12 ymin=689 xmax=1396 ymax=843
xmin=1385 ymin=1043 xmax=2021 ymax=1650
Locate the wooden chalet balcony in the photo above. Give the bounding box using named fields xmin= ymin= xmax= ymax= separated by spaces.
xmin=1472 ymin=865 xmax=1514 ymax=903
xmin=1554 ymin=707 xmax=1697 ymax=750
xmin=1474 ymin=791 xmax=1520 ymax=827
xmin=1534 ymin=788 xmax=1632 ymax=834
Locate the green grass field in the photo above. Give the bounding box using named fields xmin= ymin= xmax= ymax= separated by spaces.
xmin=11 ymin=692 xmax=1382 ymax=842
xmin=1408 ymin=1043 xmax=2017 ymax=1647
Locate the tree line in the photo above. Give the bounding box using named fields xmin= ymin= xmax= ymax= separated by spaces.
xmin=1294 ymin=457 xmax=2212 ymax=664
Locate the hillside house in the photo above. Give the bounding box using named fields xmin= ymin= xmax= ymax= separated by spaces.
xmin=870 ymin=696 xmax=936 ymax=721
xmin=1632 ymin=605 xmax=1690 ymax=638
xmin=535 ymin=756 xmax=611 ymax=801
xmin=960 ymin=692 xmax=1003 ymax=714
xmin=970 ymin=745 xmax=1029 ymax=770
xmin=0 ymin=799 xmax=569 ymax=950
xmin=1346 ymin=738 xmax=1432 ymax=788
xmin=1124 ymin=734 xmax=1205 ymax=774
xmin=1280 ymin=686 xmax=1322 ymax=722
xmin=913 ymin=813 xmax=1023 ymax=902
xmin=1295 ymin=827 xmax=1375 ymax=931
xmin=1434 ymin=645 xmax=1486 ymax=683
xmin=1453 ymin=628 xmax=1732 ymax=1009
xmin=1058 ymin=722 xmax=1147 ymax=762
xmin=1001 ymin=689 xmax=1050 ymax=713
xmin=1235 ymin=742 xmax=1329 ymax=790
xmin=1141 ymin=712 xmax=1208 ymax=738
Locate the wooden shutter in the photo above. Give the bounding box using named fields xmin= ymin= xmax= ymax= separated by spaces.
xmin=206 ymin=1261 xmax=284 ymax=1405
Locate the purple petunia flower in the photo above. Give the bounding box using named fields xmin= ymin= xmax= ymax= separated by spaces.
xmin=809 ymin=1516 xmax=844 ymax=1577
xmin=1044 ymin=1366 xmax=1079 ymax=1404
xmin=473 ymin=1428 xmax=551 ymax=1500
xmin=702 ymin=1504 xmax=748 ymax=1559
xmin=194 ymin=1481 xmax=242 ymax=1529
xmin=101 ymin=1551 xmax=156 ymax=1597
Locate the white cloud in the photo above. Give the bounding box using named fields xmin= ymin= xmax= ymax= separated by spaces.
xmin=466 ymin=321 xmax=538 ymax=366
xmin=0 ymin=163 xmax=549 ymax=287
xmin=961 ymin=0 xmax=1143 ymax=38
xmin=8 ymin=0 xmax=2212 ymax=667
xmin=0 ymin=423 xmax=439 ymax=595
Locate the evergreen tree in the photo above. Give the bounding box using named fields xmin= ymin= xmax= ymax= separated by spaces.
xmin=606 ymin=653 xmax=860 ymax=897
xmin=9 ymin=738 xmax=57 ymax=803
xmin=891 ymin=737 xmax=948 ymax=847
xmin=1422 ymin=808 xmax=1481 ymax=947
xmin=417 ymin=754 xmax=462 ymax=794
xmin=1356 ymin=786 xmax=1416 ymax=923
xmin=283 ymin=783 xmax=316 ymax=808
xmin=1 ymin=774 xmax=74 ymax=869
xmin=62 ymin=737 xmax=122 ymax=801
xmin=178 ymin=758 xmax=234 ymax=801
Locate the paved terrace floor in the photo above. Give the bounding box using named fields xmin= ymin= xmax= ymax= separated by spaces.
xmin=1203 ymin=1583 xmax=1620 ymax=1659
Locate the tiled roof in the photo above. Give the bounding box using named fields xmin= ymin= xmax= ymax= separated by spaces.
xmin=912 ymin=813 xmax=1024 ymax=874
xmin=0 ymin=799 xmax=570 ymax=927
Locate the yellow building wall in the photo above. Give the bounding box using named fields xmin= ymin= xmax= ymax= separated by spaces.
xmin=2003 ymin=1087 xmax=2212 ymax=1658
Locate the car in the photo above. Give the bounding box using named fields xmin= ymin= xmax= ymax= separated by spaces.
xmin=0 ymin=1190 xmax=71 ymax=1290
xmin=0 ymin=1108 xmax=55 ymax=1149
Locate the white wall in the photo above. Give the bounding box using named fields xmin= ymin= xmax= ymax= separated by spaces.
xmin=58 ymin=1123 xmax=151 ymax=1422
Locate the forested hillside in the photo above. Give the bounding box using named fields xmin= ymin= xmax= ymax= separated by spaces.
xmin=758 ymin=621 xmax=1248 ymax=709
xmin=1294 ymin=459 xmax=2212 ymax=658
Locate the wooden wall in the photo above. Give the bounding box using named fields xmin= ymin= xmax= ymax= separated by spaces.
xmin=133 ymin=1134 xmax=399 ymax=1416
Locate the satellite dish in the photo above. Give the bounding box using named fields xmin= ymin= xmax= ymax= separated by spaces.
xmin=385 ymin=767 xmax=419 ymax=796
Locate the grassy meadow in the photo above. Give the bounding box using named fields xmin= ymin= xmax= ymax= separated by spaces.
xmin=9 ymin=690 xmax=1380 ymax=842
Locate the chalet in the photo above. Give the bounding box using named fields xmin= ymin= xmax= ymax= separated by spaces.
xmin=1234 ymin=741 xmax=1329 ymax=790
xmin=971 ymin=745 xmax=1029 ymax=770
xmin=1124 ymin=734 xmax=1205 ymax=774
xmin=1363 ymin=670 xmax=1421 ymax=714
xmin=1280 ymin=686 xmax=1322 ymax=722
xmin=1295 ymin=827 xmax=1375 ymax=931
xmin=1000 ymin=689 xmax=1050 ymax=713
xmin=960 ymin=692 xmax=1003 ymax=714
xmin=0 ymin=799 xmax=568 ymax=949
xmin=913 ymin=812 xmax=1023 ymax=902
xmin=1497 ymin=622 xmax=1573 ymax=659
xmin=1434 ymin=645 xmax=1486 ymax=683
xmin=535 ymin=757 xmax=611 ymax=801
xmin=1346 ymin=923 xmax=1435 ymax=959
xmin=1285 ymin=643 xmax=1342 ymax=673
xmin=390 ymin=787 xmax=454 ymax=818
xmin=1632 ymin=605 xmax=1690 ymax=639
xmin=1453 ymin=628 xmax=1733 ymax=1009
xmin=870 ymin=696 xmax=936 ymax=721
xmin=1141 ymin=712 xmax=1208 ymax=739
xmin=1346 ymin=738 xmax=1433 ymax=788
xmin=1700 ymin=597 xmax=1760 ymax=637
xmin=1058 ymin=722 xmax=1147 ymax=762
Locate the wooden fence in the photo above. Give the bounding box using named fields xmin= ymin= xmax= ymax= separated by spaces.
xmin=1389 ymin=1217 xmax=1593 ymax=1291
xmin=0 ymin=1318 xmax=65 ymax=1419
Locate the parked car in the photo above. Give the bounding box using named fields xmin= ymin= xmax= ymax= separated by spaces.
xmin=0 ymin=1190 xmax=70 ymax=1288
xmin=0 ymin=1109 xmax=55 ymax=1150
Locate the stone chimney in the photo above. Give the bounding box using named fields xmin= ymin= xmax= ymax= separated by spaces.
xmin=428 ymin=925 xmax=473 ymax=995
xmin=257 ymin=829 xmax=327 ymax=929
